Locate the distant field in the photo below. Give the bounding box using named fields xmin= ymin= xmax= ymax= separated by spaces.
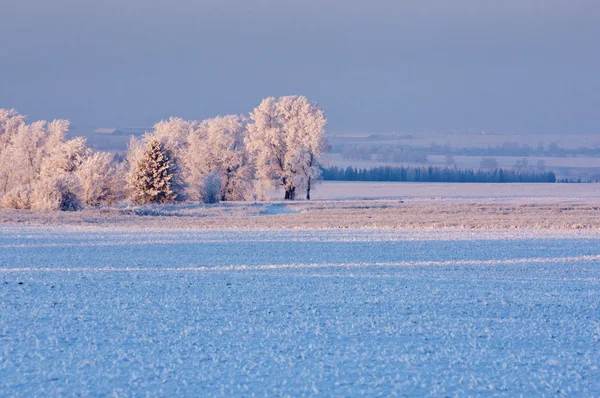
xmin=326 ymin=153 xmax=600 ymax=170
xmin=311 ymin=181 xmax=600 ymax=201
xmin=324 ymin=153 xmax=414 ymax=169
xmin=428 ymin=155 xmax=600 ymax=169
xmin=2 ymin=182 xmax=600 ymax=230
xmin=327 ymin=131 xmax=600 ymax=149
xmin=67 ymin=131 xmax=131 ymax=152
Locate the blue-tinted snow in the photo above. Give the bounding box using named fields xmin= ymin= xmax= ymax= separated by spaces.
xmin=1 ymin=228 xmax=599 ymax=396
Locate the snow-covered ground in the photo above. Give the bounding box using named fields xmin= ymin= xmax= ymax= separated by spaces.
xmin=311 ymin=181 xmax=600 ymax=201
xmin=2 ymin=228 xmax=600 ymax=396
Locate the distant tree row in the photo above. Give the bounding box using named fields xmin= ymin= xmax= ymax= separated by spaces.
xmin=0 ymin=96 xmax=326 ymax=210
xmin=426 ymin=141 xmax=600 ymax=158
xmin=322 ymin=166 xmax=557 ymax=183
xmin=478 ymin=157 xmax=548 ymax=172
xmin=340 ymin=144 xmax=428 ymax=164
xmin=333 ymin=141 xmax=600 ymax=159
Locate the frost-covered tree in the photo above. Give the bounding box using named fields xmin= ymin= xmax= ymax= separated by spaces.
xmin=0 ymin=185 xmax=33 ymax=210
xmin=129 ymin=139 xmax=179 ymax=204
xmin=0 ymin=109 xmax=26 ymax=150
xmin=296 ymin=147 xmax=322 ymax=200
xmin=126 ymin=118 xmax=192 ymax=201
xmin=1 ymin=97 xmax=329 ymax=209
xmin=200 ymin=171 xmax=222 ymax=204
xmin=0 ymin=109 xmax=93 ymax=210
xmin=39 ymin=136 xmax=90 ymax=179
xmin=0 ymin=115 xmax=49 ymax=195
xmin=185 ymin=115 xmax=252 ymax=201
xmin=77 ymin=152 xmax=124 ymax=206
xmin=149 ymin=117 xmax=195 ymax=158
xmin=0 ymin=112 xmax=75 ymax=187
xmin=29 ymin=175 xmax=82 ymax=211
xmin=246 ymin=96 xmax=326 ymax=200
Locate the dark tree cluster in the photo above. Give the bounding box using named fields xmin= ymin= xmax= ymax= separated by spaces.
xmin=322 ymin=165 xmax=557 ymax=183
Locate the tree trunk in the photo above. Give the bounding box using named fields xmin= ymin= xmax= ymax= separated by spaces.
xmin=306 ymin=177 xmax=311 ymax=200
xmin=2 ymin=174 xmax=8 ymax=195
xmin=284 ymin=187 xmax=296 ymax=200
xmin=221 ymin=168 xmax=231 ymax=202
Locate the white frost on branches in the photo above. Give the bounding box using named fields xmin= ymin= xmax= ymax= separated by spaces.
xmin=0 ymin=110 xmax=92 ymax=210
xmin=129 ymin=139 xmax=179 ymax=204
xmin=1 ymin=96 xmax=327 ymax=210
xmin=186 ymin=115 xmax=253 ymax=202
xmin=77 ymin=152 xmax=125 ymax=206
xmin=125 ymin=118 xmax=192 ymax=202
xmin=29 ymin=175 xmax=83 ymax=211
xmin=246 ymin=96 xmax=326 ymax=200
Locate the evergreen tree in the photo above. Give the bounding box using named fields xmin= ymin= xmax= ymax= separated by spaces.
xmin=131 ymin=139 xmax=178 ymax=204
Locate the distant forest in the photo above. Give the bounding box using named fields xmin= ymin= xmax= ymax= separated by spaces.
xmin=333 ymin=141 xmax=600 ymax=159
xmin=322 ymin=166 xmax=557 ymax=183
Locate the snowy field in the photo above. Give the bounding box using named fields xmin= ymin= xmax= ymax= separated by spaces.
xmin=311 ymin=181 xmax=600 ymax=201
xmin=2 ymin=227 xmax=600 ymax=396
xmin=2 ymin=182 xmax=600 ymax=231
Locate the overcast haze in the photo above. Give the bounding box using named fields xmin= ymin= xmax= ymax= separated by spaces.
xmin=1 ymin=0 xmax=599 ymax=133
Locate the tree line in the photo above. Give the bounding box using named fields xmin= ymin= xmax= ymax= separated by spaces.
xmin=322 ymin=165 xmax=557 ymax=183
xmin=428 ymin=141 xmax=600 ymax=158
xmin=0 ymin=96 xmax=326 ymax=210
xmin=333 ymin=141 xmax=600 ymax=160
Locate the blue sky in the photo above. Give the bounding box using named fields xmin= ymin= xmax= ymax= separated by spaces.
xmin=1 ymin=0 xmax=599 ymax=133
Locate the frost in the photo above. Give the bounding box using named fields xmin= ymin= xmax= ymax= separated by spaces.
xmin=129 ymin=139 xmax=179 ymax=204
xmin=77 ymin=152 xmax=125 ymax=206
xmin=0 ymin=109 xmax=94 ymax=211
xmin=185 ymin=115 xmax=253 ymax=202
xmin=199 ymin=171 xmax=221 ymax=204
xmin=0 ymin=184 xmax=33 ymax=210
xmin=1 ymin=228 xmax=599 ymax=396
xmin=246 ymin=96 xmax=326 ymax=200
xmin=29 ymin=175 xmax=82 ymax=211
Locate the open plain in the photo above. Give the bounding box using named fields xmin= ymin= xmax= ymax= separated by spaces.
xmin=2 ymin=227 xmax=600 ymax=396
xmin=2 ymin=182 xmax=600 ymax=396
xmin=1 ymin=182 xmax=600 ymax=231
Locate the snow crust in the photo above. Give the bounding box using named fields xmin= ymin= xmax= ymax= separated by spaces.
xmin=1 ymin=228 xmax=600 ymax=396
xmin=312 ymin=181 xmax=600 ymax=201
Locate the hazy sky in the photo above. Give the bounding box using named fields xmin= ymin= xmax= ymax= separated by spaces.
xmin=1 ymin=0 xmax=599 ymax=133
